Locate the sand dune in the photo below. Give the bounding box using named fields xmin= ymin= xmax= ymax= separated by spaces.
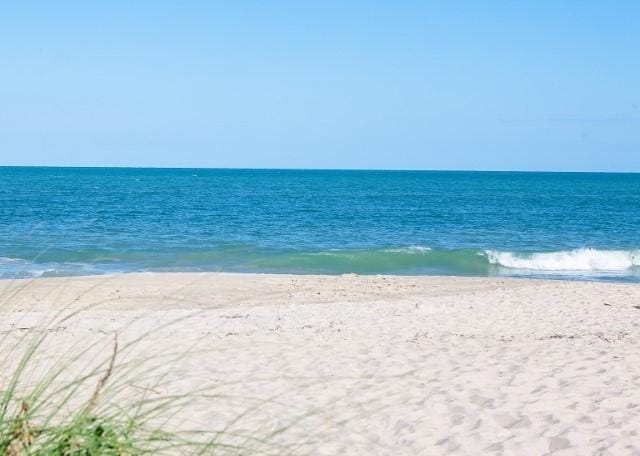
xmin=1 ymin=273 xmax=639 ymax=454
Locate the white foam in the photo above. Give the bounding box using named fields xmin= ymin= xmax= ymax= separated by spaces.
xmin=0 ymin=257 xmax=24 ymax=264
xmin=385 ymin=246 xmax=432 ymax=254
xmin=486 ymin=248 xmax=640 ymax=271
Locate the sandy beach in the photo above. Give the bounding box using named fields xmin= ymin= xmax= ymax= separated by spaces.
xmin=1 ymin=272 xmax=639 ymax=455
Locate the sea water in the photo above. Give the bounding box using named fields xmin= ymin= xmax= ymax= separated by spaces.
xmin=1 ymin=167 xmax=639 ymax=281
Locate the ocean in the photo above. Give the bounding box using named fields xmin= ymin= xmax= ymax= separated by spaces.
xmin=1 ymin=167 xmax=639 ymax=282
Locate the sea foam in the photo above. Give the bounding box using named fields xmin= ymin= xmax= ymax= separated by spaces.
xmin=486 ymin=248 xmax=640 ymax=271
xmin=384 ymin=246 xmax=432 ymax=253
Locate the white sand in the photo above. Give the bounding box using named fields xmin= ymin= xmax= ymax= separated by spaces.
xmin=1 ymin=273 xmax=640 ymax=454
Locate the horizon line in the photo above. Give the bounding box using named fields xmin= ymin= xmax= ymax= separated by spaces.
xmin=1 ymin=165 xmax=639 ymax=174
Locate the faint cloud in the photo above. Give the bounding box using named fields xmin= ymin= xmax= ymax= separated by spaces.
xmin=500 ymin=116 xmax=637 ymax=124
xmin=546 ymin=117 xmax=631 ymax=123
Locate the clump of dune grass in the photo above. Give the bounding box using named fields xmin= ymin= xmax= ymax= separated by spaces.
xmin=0 ymin=277 xmax=268 ymax=455
xmin=2 ymin=401 xmax=142 ymax=455
xmin=0 ymin=326 xmax=180 ymax=455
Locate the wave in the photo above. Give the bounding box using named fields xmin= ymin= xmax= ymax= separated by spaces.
xmin=383 ymin=246 xmax=432 ymax=254
xmin=0 ymin=257 xmax=24 ymax=264
xmin=1 ymin=246 xmax=639 ymax=280
xmin=0 ymin=256 xmax=106 ymax=279
xmin=486 ymin=248 xmax=640 ymax=272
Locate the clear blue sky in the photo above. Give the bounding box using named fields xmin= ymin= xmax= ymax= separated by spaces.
xmin=1 ymin=1 xmax=638 ymax=171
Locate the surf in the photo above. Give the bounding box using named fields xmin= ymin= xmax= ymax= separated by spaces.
xmin=3 ymin=246 xmax=639 ymax=280
xmin=485 ymin=248 xmax=640 ymax=272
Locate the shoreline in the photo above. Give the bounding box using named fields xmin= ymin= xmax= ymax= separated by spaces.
xmin=2 ymin=269 xmax=639 ymax=285
xmin=2 ymin=272 xmax=640 ymax=453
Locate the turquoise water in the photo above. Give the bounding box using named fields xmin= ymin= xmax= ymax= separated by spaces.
xmin=1 ymin=167 xmax=639 ymax=281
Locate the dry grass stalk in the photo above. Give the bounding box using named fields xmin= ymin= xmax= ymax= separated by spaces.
xmin=85 ymin=333 xmax=118 ymax=415
xmin=6 ymin=401 xmax=35 ymax=456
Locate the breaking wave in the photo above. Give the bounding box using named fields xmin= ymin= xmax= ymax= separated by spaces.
xmin=486 ymin=248 xmax=640 ymax=272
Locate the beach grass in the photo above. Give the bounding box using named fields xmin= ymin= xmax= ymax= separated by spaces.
xmin=0 ymin=318 xmax=190 ymax=455
xmin=0 ymin=278 xmax=294 ymax=456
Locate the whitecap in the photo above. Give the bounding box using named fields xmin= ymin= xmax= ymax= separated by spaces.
xmin=384 ymin=246 xmax=433 ymax=254
xmin=485 ymin=248 xmax=640 ymax=271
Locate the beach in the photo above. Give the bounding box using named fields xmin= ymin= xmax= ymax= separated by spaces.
xmin=4 ymin=1 xmax=640 ymax=453
xmin=2 ymin=272 xmax=639 ymax=454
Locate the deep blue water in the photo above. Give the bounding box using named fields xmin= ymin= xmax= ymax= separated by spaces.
xmin=1 ymin=167 xmax=639 ymax=281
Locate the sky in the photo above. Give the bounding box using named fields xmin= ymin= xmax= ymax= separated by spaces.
xmin=0 ymin=1 xmax=639 ymax=171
